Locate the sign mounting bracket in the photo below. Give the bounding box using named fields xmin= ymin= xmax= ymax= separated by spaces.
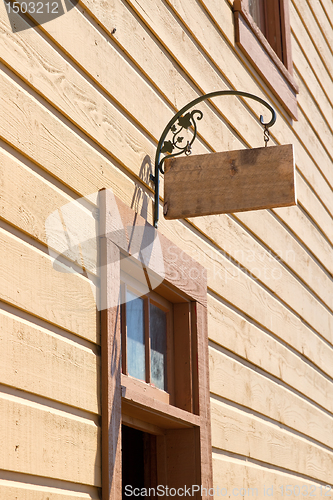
xmin=150 ymin=90 xmax=277 ymax=228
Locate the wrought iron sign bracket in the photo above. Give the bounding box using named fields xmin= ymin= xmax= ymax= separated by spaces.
xmin=150 ymin=90 xmax=277 ymax=228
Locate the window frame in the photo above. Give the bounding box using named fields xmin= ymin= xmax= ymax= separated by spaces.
xmin=99 ymin=188 xmax=213 ymax=500
xmin=233 ymin=0 xmax=299 ymax=120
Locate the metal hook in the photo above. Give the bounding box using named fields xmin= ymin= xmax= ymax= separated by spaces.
xmin=264 ymin=125 xmax=270 ymax=147
xmin=185 ymin=141 xmax=192 ymax=155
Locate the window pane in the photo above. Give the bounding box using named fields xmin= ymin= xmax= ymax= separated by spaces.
xmin=126 ymin=290 xmax=145 ymax=381
xmin=248 ymin=0 xmax=265 ymax=32
xmin=150 ymin=303 xmax=167 ymax=391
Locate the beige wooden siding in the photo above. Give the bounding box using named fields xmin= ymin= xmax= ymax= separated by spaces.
xmin=0 ymin=0 xmax=332 ymax=497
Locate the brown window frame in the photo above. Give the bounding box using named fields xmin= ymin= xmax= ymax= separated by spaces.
xmin=233 ymin=0 xmax=299 ymax=120
xmin=99 ymin=189 xmax=213 ymax=500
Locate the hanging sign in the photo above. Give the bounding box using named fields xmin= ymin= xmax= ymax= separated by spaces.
xmin=163 ymin=144 xmax=296 ymax=220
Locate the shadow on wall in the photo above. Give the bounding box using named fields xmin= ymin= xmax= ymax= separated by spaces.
xmin=3 ymin=0 xmax=79 ymax=32
xmin=131 ymin=155 xmax=153 ymax=221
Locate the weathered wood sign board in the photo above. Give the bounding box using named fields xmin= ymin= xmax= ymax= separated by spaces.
xmin=163 ymin=144 xmax=296 ymax=219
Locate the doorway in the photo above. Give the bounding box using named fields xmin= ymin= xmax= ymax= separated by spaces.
xmin=122 ymin=425 xmax=157 ymax=499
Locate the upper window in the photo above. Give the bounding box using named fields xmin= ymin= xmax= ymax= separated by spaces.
xmin=121 ymin=286 xmax=171 ymax=394
xmin=233 ymin=0 xmax=299 ymax=120
xmin=248 ymin=0 xmax=285 ymax=63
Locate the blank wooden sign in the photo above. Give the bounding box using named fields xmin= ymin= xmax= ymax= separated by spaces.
xmin=163 ymin=144 xmax=296 ymax=219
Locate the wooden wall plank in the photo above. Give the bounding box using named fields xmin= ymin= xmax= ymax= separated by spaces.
xmin=0 ymin=148 xmax=100 ymax=277
xmin=0 ymin=229 xmax=97 ymax=342
xmin=208 ymin=292 xmax=333 ymax=382
xmin=291 ymin=0 xmax=333 ymax=79
xmin=295 ymin=73 xmax=333 ymax=164
xmin=290 ymin=2 xmax=333 ymax=108
xmin=209 ymin=346 xmax=333 ymax=449
xmin=0 ymin=481 xmax=99 ymax=500
xmin=197 ymin=0 xmax=235 ymax=44
xmin=294 ymin=172 xmax=333 ymax=247
xmin=234 ymin=207 xmax=333 ymax=313
xmin=189 ymin=209 xmax=333 ymax=337
xmin=0 ymin=68 xmax=153 ymax=221
xmin=208 ymin=295 xmax=333 ymax=411
xmin=212 ymin=453 xmax=333 ymax=499
xmin=0 ymin=310 xmax=99 ymax=413
xmin=292 ymin=34 xmax=333 ymax=133
xmin=0 ymin=393 xmax=100 ymax=485
xmin=273 ymin=204 xmax=333 ymax=277
xmin=211 ymin=399 xmax=333 ymax=484
xmin=292 ymin=108 xmax=333 ymax=187
xmin=0 ymin=149 xmax=75 ymax=245
xmin=0 ymin=8 xmax=157 ymax=176
xmin=317 ymin=0 xmax=333 ymax=26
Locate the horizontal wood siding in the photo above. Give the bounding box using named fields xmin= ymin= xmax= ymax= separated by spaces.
xmin=0 ymin=0 xmax=332 ymax=496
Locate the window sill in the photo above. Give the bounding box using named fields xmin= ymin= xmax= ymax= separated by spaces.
xmin=121 ymin=374 xmax=200 ymax=430
xmin=233 ymin=1 xmax=299 ymax=120
xmin=121 ymin=373 xmax=170 ymax=405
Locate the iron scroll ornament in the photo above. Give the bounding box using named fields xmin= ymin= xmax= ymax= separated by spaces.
xmin=151 ymin=90 xmax=277 ymax=228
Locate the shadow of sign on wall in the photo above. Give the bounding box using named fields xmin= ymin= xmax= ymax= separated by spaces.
xmin=3 ymin=0 xmax=79 ymax=31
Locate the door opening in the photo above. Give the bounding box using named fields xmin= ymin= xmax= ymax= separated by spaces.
xmin=122 ymin=424 xmax=157 ymax=499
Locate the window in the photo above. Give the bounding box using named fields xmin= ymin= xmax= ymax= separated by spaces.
xmin=248 ymin=0 xmax=285 ymax=62
xmin=121 ymin=287 xmax=171 ymax=395
xmin=233 ymin=0 xmax=299 ymax=120
xmin=99 ymin=188 xmax=213 ymax=500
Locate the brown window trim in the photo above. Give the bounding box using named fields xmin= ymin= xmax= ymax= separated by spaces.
xmin=99 ymin=188 xmax=213 ymax=500
xmin=233 ymin=0 xmax=299 ymax=120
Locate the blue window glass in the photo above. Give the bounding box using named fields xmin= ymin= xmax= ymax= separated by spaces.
xmin=150 ymin=302 xmax=167 ymax=391
xmin=126 ymin=290 xmax=145 ymax=382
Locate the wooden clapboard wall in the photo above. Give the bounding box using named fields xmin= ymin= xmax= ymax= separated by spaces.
xmin=0 ymin=0 xmax=332 ymax=497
